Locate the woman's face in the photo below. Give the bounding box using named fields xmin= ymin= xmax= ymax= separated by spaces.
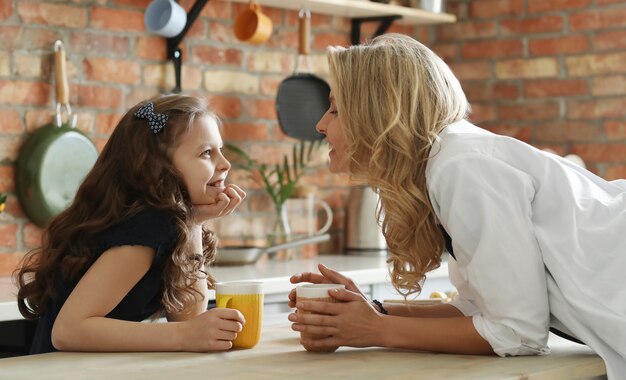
xmin=171 ymin=115 xmax=231 ymax=205
xmin=316 ymin=92 xmax=349 ymax=173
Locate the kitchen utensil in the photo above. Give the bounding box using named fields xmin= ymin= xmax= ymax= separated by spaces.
xmin=275 ymin=8 xmax=329 ymax=141
xmin=144 ymin=0 xmax=187 ymax=38
xmin=344 ymin=185 xmax=388 ymax=255
xmin=213 ymin=233 xmax=330 ymax=266
xmin=233 ymin=0 xmax=273 ymax=45
xmin=15 ymin=40 xmax=98 ymax=227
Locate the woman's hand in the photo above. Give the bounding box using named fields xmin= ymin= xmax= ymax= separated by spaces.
xmin=287 ymin=263 xmax=367 ymax=308
xmin=181 ymin=307 xmax=245 ymax=352
xmin=193 ymin=184 xmax=246 ymax=224
xmin=288 ymin=288 xmax=385 ymax=349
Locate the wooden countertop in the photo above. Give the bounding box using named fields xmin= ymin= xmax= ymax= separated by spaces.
xmin=0 ymin=315 xmax=606 ymax=379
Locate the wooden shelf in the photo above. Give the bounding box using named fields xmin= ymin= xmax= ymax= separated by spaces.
xmin=229 ymin=0 xmax=456 ymax=25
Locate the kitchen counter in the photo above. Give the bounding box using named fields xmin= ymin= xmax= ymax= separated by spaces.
xmin=1 ymin=255 xmax=449 ymax=322
xmin=0 ymin=315 xmax=606 ymax=379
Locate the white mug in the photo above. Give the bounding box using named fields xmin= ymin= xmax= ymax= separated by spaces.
xmin=285 ymin=195 xmax=333 ymax=236
xmin=144 ymin=0 xmax=187 ymax=38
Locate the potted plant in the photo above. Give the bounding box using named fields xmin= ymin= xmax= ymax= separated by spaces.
xmin=225 ymin=140 xmax=323 ymax=246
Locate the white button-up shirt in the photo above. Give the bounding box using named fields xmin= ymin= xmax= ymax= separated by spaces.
xmin=426 ymin=120 xmax=626 ymax=379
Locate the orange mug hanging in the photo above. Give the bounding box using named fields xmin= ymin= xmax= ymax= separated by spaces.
xmin=234 ymin=0 xmax=273 ymax=44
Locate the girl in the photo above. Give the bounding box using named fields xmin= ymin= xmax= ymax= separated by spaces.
xmin=287 ymin=34 xmax=626 ymax=379
xmin=15 ymin=94 xmax=247 ymax=354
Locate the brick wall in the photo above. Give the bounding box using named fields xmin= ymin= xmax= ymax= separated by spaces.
xmin=0 ymin=0 xmax=625 ymax=275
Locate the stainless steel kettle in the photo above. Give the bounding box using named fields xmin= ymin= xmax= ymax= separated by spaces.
xmin=344 ymin=185 xmax=388 ymax=256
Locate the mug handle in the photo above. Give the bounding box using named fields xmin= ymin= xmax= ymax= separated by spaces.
xmin=217 ymin=296 xmax=232 ymax=308
xmin=314 ymin=200 xmax=333 ymax=235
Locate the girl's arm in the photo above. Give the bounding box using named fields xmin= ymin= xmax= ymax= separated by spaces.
xmin=383 ymin=302 xmax=464 ymax=318
xmin=52 ymin=245 xmax=244 ymax=352
xmin=290 ymin=289 xmax=493 ymax=355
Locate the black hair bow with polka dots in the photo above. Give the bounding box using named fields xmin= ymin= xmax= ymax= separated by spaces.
xmin=134 ymin=101 xmax=168 ymax=134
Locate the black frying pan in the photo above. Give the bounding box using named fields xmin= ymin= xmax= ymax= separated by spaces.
xmin=275 ymin=8 xmax=330 ymax=141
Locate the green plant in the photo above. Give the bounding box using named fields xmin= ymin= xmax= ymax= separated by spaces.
xmin=225 ymin=140 xmax=323 ymax=216
xmin=0 ymin=193 xmax=6 ymax=213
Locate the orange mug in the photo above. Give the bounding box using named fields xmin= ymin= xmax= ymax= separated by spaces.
xmin=234 ymin=1 xmax=273 ymax=45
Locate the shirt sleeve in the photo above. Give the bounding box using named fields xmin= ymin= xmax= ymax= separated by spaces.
xmin=429 ymin=152 xmax=551 ymax=356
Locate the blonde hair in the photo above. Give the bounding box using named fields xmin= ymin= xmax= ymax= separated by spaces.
xmin=327 ymin=34 xmax=469 ymax=296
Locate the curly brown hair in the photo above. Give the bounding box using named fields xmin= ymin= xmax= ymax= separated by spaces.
xmin=14 ymin=94 xmax=219 ymax=320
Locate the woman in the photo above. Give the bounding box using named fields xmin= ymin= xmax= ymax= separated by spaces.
xmin=287 ymin=34 xmax=625 ymax=379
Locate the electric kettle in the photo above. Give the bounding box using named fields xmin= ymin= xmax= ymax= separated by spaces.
xmin=344 ymin=185 xmax=388 ymax=256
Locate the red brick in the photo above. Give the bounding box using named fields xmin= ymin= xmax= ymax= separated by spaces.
xmin=499 ymin=102 xmax=560 ymax=121
xmin=594 ymin=30 xmax=626 ymax=51
xmin=605 ymin=165 xmax=626 ymax=180
xmin=222 ymin=122 xmax=270 ymax=141
xmin=245 ymin=98 xmax=276 ymax=120
xmin=449 ymin=62 xmax=491 ymax=80
xmin=528 ymin=0 xmax=591 ymax=13
xmin=25 ymin=110 xmax=53 ymax=133
xmin=501 ymin=16 xmax=564 ymax=36
xmin=0 ymin=110 xmax=23 ymax=133
xmin=0 ymin=26 xmax=20 ymax=50
xmin=264 ymin=29 xmax=299 ymax=50
xmin=259 ymin=75 xmax=285 ymax=97
xmin=569 ymin=8 xmax=626 ymax=31
xmin=566 ymin=52 xmax=626 ymax=76
xmin=604 ymin=121 xmax=626 ymax=140
xmin=201 ymin=0 xmax=231 ymax=20
xmin=469 ymin=0 xmax=523 ymax=18
xmin=0 ymin=0 xmax=12 ymax=20
xmin=524 ymin=79 xmax=589 ymax=98
xmin=567 ymin=98 xmax=626 ymax=119
xmin=437 ymin=21 xmax=497 ymax=41
xmin=0 ymin=253 xmax=24 ymax=276
xmin=468 ymin=104 xmax=497 ymax=123
xmin=192 ymin=45 xmax=243 ymax=66
xmin=208 ymin=21 xmax=239 ymax=44
xmin=91 ymin=7 xmax=144 ymax=32
xmin=71 ymin=32 xmax=130 ymax=56
xmin=593 ymin=75 xmax=626 ymax=96
xmin=115 ymin=0 xmax=151 ymax=6
xmin=23 ymin=223 xmax=43 ymax=249
xmin=18 ymin=2 xmax=87 ymax=28
xmin=135 ymin=36 xmax=167 ymax=61
xmin=432 ymin=44 xmax=458 ymax=61
xmin=77 ymin=86 xmax=123 ymax=109
xmin=461 ymin=40 xmax=523 ymax=59
xmin=285 ymin=10 xmax=332 ymax=29
xmin=313 ymin=33 xmax=350 ymax=51
xmin=0 ymin=224 xmax=18 ymax=249
xmin=597 ymin=0 xmax=626 ymax=4
xmin=529 ymin=35 xmax=590 ymax=56
xmin=209 ymin=95 xmax=242 ymax=119
xmin=96 ymin=113 xmax=123 ymax=135
xmin=535 ymin=121 xmax=601 ymax=142
xmin=0 ymin=80 xmax=50 ymax=106
xmin=83 ymin=58 xmax=141 ymax=85
xmin=571 ymin=143 xmax=626 ymax=163
xmin=463 ymin=82 xmax=519 ymax=102
xmin=0 ymin=166 xmax=13 ymax=192
xmin=19 ymin=28 xmax=61 ymax=50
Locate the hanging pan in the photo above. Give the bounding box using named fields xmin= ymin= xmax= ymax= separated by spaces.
xmin=275 ymin=8 xmax=330 ymax=141
xmin=15 ymin=40 xmax=98 ymax=227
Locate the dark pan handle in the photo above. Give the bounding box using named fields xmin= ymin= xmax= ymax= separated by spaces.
xmin=298 ymin=8 xmax=310 ymax=56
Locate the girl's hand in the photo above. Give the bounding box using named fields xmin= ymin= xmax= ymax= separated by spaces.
xmin=287 ymin=263 xmax=367 ymax=308
xmin=193 ymin=184 xmax=246 ymax=224
xmin=181 ymin=307 xmax=245 ymax=352
xmin=288 ymin=288 xmax=385 ymax=349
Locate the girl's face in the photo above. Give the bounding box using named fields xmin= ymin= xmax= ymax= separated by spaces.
xmin=316 ymin=92 xmax=349 ymax=173
xmin=171 ymin=115 xmax=231 ymax=205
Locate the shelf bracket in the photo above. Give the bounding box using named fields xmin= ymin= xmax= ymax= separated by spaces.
xmin=351 ymin=15 xmax=402 ymax=45
xmin=165 ymin=0 xmax=209 ymax=93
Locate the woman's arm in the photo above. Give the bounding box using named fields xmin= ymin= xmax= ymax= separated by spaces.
xmin=290 ymin=289 xmax=493 ymax=354
xmin=383 ymin=302 xmax=464 ymax=318
xmin=52 ymin=245 xmax=243 ymax=352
